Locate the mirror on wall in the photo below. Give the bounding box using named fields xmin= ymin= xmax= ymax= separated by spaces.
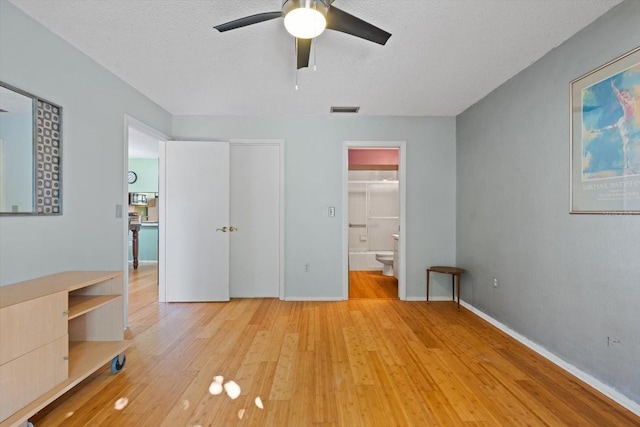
xmin=0 ymin=81 xmax=62 ymax=215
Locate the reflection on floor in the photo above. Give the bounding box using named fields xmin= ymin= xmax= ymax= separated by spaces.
xmin=349 ymin=270 xmax=398 ymax=299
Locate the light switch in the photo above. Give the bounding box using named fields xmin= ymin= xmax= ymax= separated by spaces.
xmin=328 ymin=207 xmax=336 ymax=217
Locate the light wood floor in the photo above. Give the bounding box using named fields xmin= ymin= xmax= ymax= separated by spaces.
xmin=31 ymin=263 xmax=640 ymax=426
xmin=349 ymin=270 xmax=398 ymax=299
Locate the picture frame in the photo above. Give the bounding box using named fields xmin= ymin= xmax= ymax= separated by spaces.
xmin=570 ymin=46 xmax=640 ymax=214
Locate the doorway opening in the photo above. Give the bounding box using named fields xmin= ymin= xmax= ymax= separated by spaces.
xmin=123 ymin=116 xmax=167 ymax=326
xmin=343 ymin=142 xmax=406 ymax=300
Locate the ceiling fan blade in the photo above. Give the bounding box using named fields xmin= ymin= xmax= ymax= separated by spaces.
xmin=214 ymin=11 xmax=283 ymax=32
xmin=297 ymin=38 xmax=312 ymax=69
xmin=325 ymin=6 xmax=391 ymax=45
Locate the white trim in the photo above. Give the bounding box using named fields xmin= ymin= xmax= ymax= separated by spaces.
xmin=460 ymin=300 xmax=640 ymax=417
xmin=406 ymin=296 xmax=455 ymax=302
xmin=126 ymin=116 xmax=169 ymax=141
xmin=0 ymin=139 xmax=5 ymax=211
xmin=158 ymin=140 xmax=167 ymax=302
xmin=229 ymin=139 xmax=285 ymax=300
xmin=342 ymin=141 xmax=407 ymax=300
xmin=285 ymin=297 xmax=343 ymax=301
xmin=124 ymin=116 xmax=169 ymax=312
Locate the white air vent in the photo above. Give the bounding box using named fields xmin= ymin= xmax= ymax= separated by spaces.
xmin=330 ymin=106 xmax=360 ymax=113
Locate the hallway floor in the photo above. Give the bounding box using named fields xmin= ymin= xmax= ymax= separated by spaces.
xmin=349 ymin=270 xmax=398 ymax=299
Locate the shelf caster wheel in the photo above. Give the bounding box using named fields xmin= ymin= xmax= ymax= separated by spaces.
xmin=111 ymin=353 xmax=126 ymax=374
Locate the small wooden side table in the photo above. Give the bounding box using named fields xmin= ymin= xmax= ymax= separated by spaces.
xmin=426 ymin=266 xmax=465 ymax=310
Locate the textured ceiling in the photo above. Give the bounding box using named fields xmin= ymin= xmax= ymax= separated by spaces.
xmin=9 ymin=0 xmax=622 ymax=116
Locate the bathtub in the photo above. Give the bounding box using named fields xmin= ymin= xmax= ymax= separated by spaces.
xmin=349 ymin=250 xmax=390 ymax=271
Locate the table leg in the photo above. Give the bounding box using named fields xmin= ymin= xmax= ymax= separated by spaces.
xmin=456 ymin=273 xmax=460 ymax=311
xmin=451 ymin=275 xmax=455 ymax=301
xmin=132 ymin=228 xmax=139 ymax=270
xmin=426 ymin=269 xmax=430 ymax=303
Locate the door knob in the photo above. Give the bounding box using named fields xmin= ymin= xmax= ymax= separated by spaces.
xmin=216 ymin=227 xmax=228 ymax=232
xmin=229 ymin=226 xmax=238 ymax=232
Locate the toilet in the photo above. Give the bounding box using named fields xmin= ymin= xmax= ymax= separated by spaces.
xmin=375 ymin=251 xmax=394 ymax=276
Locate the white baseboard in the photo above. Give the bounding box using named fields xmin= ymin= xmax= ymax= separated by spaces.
xmin=460 ymin=300 xmax=640 ymax=417
xmin=284 ymin=296 xmax=343 ymax=301
xmin=286 ymin=296 xmax=455 ymax=302
xmin=406 ymin=296 xmax=454 ymax=302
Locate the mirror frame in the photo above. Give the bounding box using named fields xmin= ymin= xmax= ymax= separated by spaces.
xmin=0 ymin=81 xmax=62 ymax=216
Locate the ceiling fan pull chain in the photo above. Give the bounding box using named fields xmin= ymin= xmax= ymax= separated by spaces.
xmin=313 ymin=0 xmax=318 ymax=71
xmin=295 ymin=38 xmax=299 ymax=90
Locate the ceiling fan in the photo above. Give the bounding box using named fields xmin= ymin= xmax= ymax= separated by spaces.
xmin=213 ymin=0 xmax=392 ymax=70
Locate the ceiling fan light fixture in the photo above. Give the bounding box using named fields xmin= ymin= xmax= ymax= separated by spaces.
xmin=283 ymin=0 xmax=328 ymax=39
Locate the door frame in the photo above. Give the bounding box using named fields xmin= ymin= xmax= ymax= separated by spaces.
xmin=342 ymin=141 xmax=407 ymax=300
xmin=123 ymin=115 xmax=168 ymax=321
xmin=0 ymin=139 xmax=4 ymax=211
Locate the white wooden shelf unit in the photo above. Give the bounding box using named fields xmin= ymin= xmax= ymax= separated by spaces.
xmin=0 ymin=271 xmax=127 ymax=427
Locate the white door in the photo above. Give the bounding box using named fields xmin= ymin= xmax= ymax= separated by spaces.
xmin=163 ymin=140 xmax=230 ymax=302
xmin=230 ymin=143 xmax=280 ymax=297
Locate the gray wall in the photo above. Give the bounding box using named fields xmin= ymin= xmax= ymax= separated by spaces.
xmin=173 ymin=116 xmax=457 ymax=299
xmin=0 ymin=1 xmax=172 ymax=284
xmin=457 ymin=1 xmax=640 ymax=404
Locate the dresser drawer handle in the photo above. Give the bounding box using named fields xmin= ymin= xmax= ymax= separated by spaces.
xmin=62 ymin=310 xmax=69 ymax=316
xmin=63 ymin=356 xmax=69 ymax=360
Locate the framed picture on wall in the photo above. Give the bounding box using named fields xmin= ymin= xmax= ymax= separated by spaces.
xmin=570 ymin=46 xmax=640 ymax=214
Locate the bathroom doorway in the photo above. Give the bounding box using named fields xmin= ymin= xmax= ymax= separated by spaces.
xmin=343 ymin=142 xmax=406 ymax=300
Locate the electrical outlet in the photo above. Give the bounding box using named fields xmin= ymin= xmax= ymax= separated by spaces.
xmin=304 ymin=263 xmax=311 ymax=272
xmin=493 ymin=277 xmax=498 ymax=288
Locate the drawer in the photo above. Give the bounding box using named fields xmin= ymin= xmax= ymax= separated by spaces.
xmin=0 ymin=291 xmax=68 ymax=365
xmin=0 ymin=335 xmax=68 ymax=422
